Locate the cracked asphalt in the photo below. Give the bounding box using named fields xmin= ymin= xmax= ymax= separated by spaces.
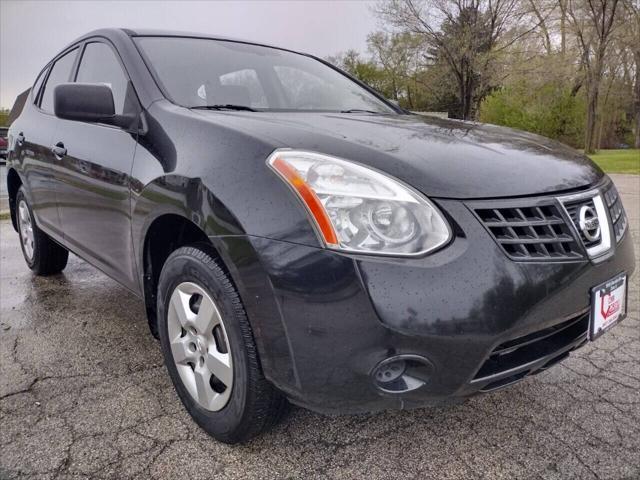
xmin=1 ymin=174 xmax=639 ymax=480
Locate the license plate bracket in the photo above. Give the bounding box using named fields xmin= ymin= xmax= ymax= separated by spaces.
xmin=590 ymin=273 xmax=627 ymax=341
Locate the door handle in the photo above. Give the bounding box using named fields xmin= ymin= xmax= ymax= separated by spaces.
xmin=51 ymin=142 xmax=67 ymax=160
xmin=16 ymin=132 xmax=25 ymax=146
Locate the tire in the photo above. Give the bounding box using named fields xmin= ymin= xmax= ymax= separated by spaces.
xmin=157 ymin=244 xmax=287 ymax=444
xmin=16 ymin=187 xmax=68 ymax=275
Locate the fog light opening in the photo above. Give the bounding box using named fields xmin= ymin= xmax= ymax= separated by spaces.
xmin=375 ymin=359 xmax=406 ymax=384
xmin=371 ymin=355 xmax=433 ymax=394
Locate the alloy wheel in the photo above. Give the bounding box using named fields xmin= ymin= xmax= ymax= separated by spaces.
xmin=167 ymin=282 xmax=233 ymax=411
xmin=18 ymin=200 xmax=35 ymax=262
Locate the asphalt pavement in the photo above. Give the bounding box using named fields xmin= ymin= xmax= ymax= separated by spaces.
xmin=1 ymin=174 xmax=639 ymax=479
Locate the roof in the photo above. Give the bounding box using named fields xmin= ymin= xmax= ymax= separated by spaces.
xmin=72 ymin=28 xmax=287 ymax=54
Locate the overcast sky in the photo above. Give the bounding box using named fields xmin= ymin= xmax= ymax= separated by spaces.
xmin=0 ymin=0 xmax=379 ymax=109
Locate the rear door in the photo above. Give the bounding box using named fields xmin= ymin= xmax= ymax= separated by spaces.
xmin=17 ymin=48 xmax=79 ymax=240
xmin=52 ymin=40 xmax=139 ymax=290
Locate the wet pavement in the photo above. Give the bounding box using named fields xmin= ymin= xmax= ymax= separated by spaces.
xmin=1 ymin=174 xmax=639 ymax=479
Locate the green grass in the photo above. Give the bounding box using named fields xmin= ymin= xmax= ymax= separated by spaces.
xmin=588 ymin=149 xmax=640 ymax=174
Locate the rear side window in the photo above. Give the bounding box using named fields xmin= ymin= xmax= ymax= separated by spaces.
xmin=40 ymin=48 xmax=78 ymax=113
xmin=76 ymin=42 xmax=129 ymax=115
xmin=31 ymin=67 xmax=49 ymax=104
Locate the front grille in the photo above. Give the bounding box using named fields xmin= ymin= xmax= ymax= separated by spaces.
xmin=473 ymin=203 xmax=582 ymax=260
xmin=472 ymin=311 xmax=589 ymax=392
xmin=604 ymin=184 xmax=628 ymax=243
xmin=564 ymin=197 xmax=600 ymax=248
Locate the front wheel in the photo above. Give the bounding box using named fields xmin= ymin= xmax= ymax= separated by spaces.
xmin=157 ymin=245 xmax=286 ymax=444
xmin=16 ymin=187 xmax=68 ymax=275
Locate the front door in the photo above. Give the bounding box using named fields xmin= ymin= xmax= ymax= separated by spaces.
xmin=53 ymin=41 xmax=139 ymax=290
xmin=19 ymin=48 xmax=80 ymax=240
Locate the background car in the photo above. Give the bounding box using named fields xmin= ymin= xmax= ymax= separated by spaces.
xmin=0 ymin=127 xmax=8 ymax=161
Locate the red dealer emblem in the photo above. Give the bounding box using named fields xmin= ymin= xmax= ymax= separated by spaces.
xmin=600 ymin=292 xmax=620 ymax=320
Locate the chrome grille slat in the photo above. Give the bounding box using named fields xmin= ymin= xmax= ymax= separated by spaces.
xmin=482 ymin=219 xmax=566 ymax=228
xmin=604 ymin=184 xmax=628 ymax=243
xmin=498 ymin=237 xmax=574 ymax=245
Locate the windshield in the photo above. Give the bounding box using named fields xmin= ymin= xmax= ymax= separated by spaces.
xmin=134 ymin=36 xmax=395 ymax=113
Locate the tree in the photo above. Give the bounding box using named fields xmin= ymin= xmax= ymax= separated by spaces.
xmin=374 ymin=0 xmax=528 ymax=119
xmin=621 ymin=0 xmax=640 ymax=148
xmin=329 ymin=36 xmax=431 ymax=110
xmin=479 ymin=82 xmax=586 ymax=147
xmin=0 ymin=109 xmax=10 ymax=127
xmin=326 ymin=50 xmax=392 ymax=97
xmin=326 ymin=0 xmax=635 ymax=150
xmin=567 ymin=0 xmax=622 ymax=153
xmin=367 ymin=32 xmax=423 ymax=107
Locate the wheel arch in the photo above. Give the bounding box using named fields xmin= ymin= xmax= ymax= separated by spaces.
xmin=6 ymin=167 xmax=23 ymax=231
xmin=134 ymin=175 xmax=247 ymax=337
xmin=133 ymin=174 xmax=296 ymax=391
xmin=140 ymin=212 xmax=207 ymax=336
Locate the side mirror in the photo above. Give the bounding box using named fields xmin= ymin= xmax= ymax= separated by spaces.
xmin=54 ymin=83 xmax=116 ymax=124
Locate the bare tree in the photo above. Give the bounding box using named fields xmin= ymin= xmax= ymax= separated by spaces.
xmin=567 ymin=0 xmax=621 ymax=153
xmin=367 ymin=32 xmax=423 ymax=106
xmin=559 ymin=0 xmax=569 ymax=55
xmin=620 ymin=0 xmax=640 ymax=148
xmin=528 ymin=0 xmax=553 ymax=54
xmin=374 ymin=0 xmax=531 ymax=119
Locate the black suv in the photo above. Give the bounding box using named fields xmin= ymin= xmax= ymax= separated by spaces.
xmin=6 ymin=29 xmax=635 ymax=443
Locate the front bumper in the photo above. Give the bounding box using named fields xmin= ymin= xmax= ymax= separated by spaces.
xmin=216 ymin=195 xmax=635 ymax=415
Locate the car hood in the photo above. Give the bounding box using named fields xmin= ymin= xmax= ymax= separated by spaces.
xmin=194 ymin=111 xmax=603 ymax=199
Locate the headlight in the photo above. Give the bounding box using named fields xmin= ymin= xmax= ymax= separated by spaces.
xmin=267 ymin=150 xmax=452 ymax=256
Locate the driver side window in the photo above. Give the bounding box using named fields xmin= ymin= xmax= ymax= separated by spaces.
xmin=39 ymin=48 xmax=78 ymax=113
xmin=76 ymin=42 xmax=129 ymax=115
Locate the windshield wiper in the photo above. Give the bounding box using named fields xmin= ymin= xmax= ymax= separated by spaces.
xmin=340 ymin=108 xmax=383 ymax=114
xmin=191 ymin=104 xmax=257 ymax=112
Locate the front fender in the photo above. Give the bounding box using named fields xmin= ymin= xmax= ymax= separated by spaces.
xmin=131 ymin=175 xmax=245 ymax=285
xmin=130 ymin=175 xmax=299 ymax=389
